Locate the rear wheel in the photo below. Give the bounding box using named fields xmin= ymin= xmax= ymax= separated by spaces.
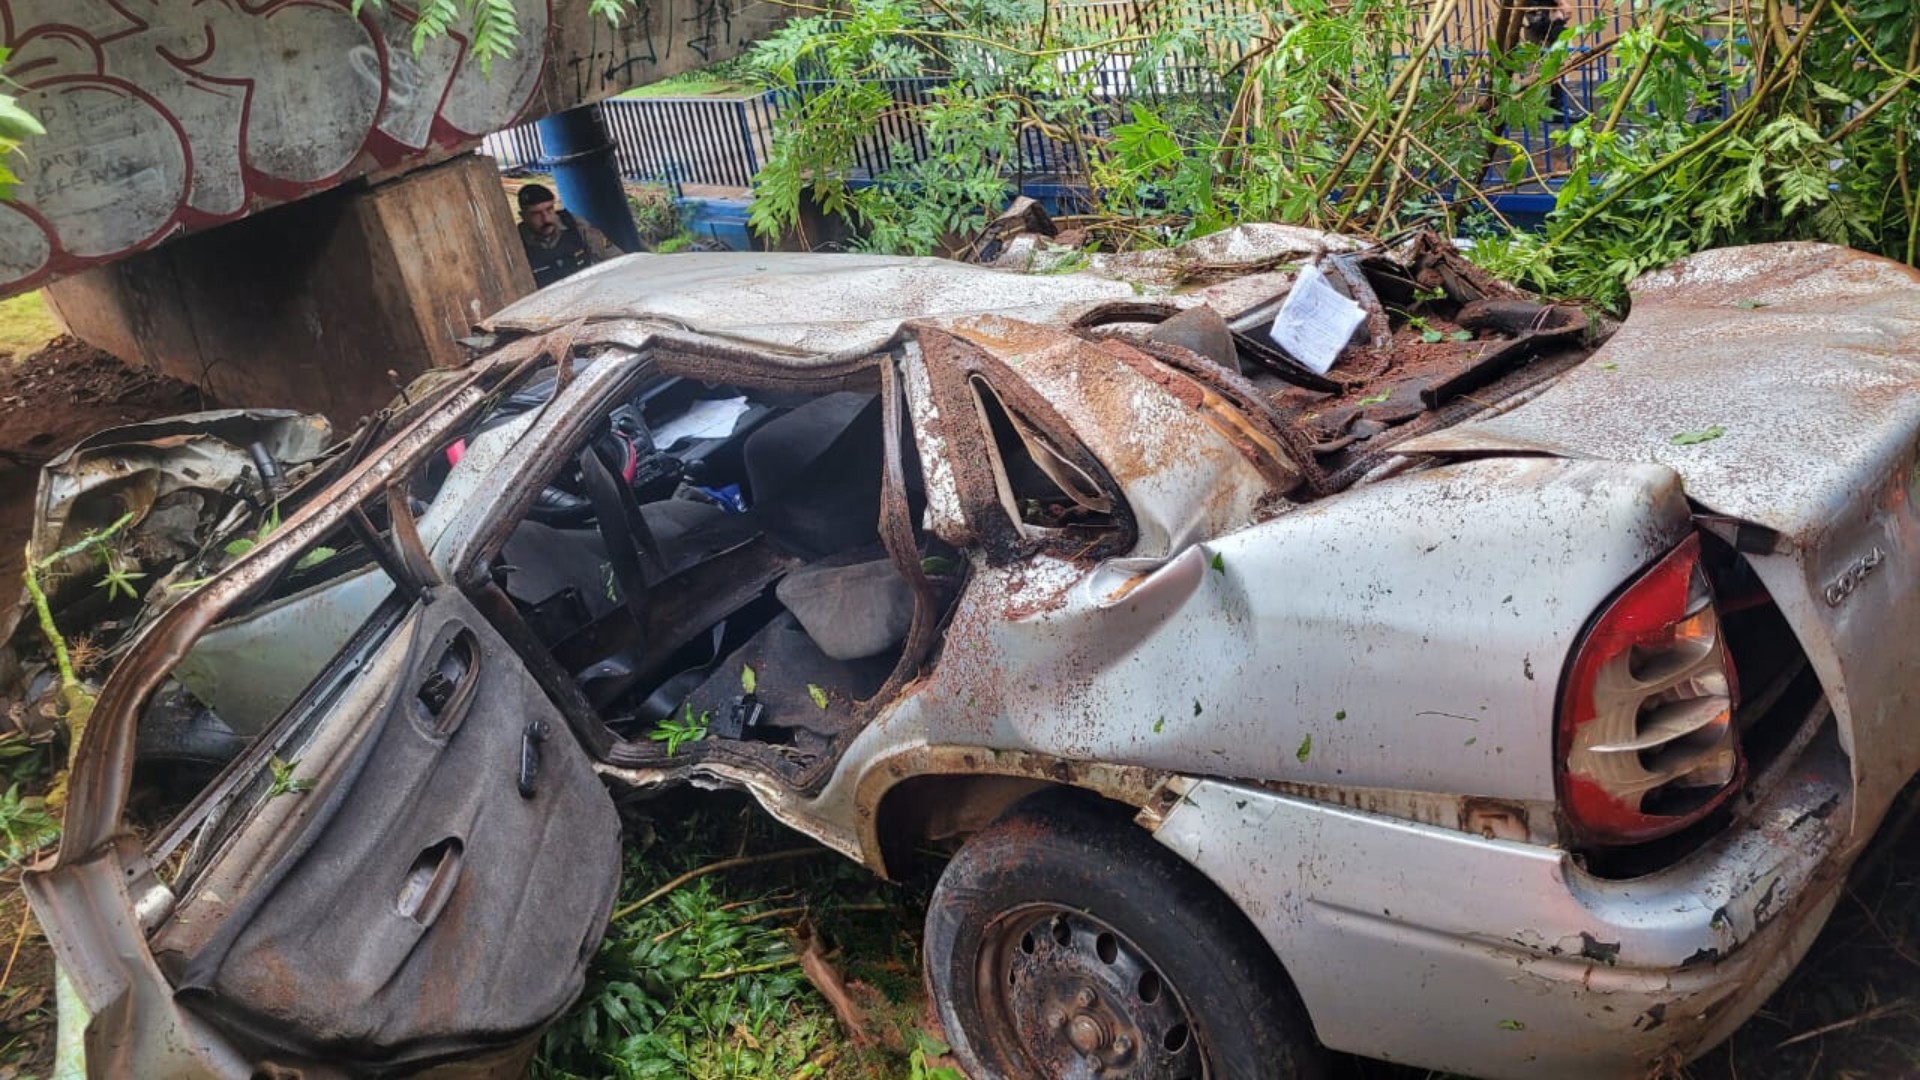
xmin=924 ymin=792 xmax=1325 ymax=1080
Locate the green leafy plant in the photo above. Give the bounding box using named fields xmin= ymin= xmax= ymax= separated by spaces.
xmin=909 ymin=1034 xmax=965 ymax=1080
xmin=22 ymin=513 xmax=140 ymax=768
xmin=538 ymin=868 xmax=826 ymax=1079
xmin=342 ymin=0 xmax=582 ymax=70
xmin=650 ymin=705 xmax=711 ymax=756
xmin=1402 ymin=315 xmax=1473 ymax=345
xmin=0 ymin=47 xmax=43 ymax=201
xmin=749 ymin=0 xmax=1920 ymax=308
xmin=93 ymin=554 xmax=146 ymax=603
xmin=267 ymin=755 xmax=317 ymax=799
xmin=534 ymin=805 xmax=936 ymax=1080
xmin=0 ymin=782 xmax=58 ymax=867
xmin=1671 ymin=425 xmax=1727 ymax=446
xmin=223 ymin=505 xmax=281 ymax=558
xmin=223 ymin=505 xmax=333 ymax=571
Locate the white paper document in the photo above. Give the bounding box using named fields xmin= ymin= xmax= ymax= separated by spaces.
xmin=1269 ymin=262 xmax=1367 ymax=375
xmin=654 ymin=396 xmax=751 ymax=447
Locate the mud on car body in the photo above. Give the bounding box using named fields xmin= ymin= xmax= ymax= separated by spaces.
xmin=14 ymin=231 xmax=1920 ymax=1079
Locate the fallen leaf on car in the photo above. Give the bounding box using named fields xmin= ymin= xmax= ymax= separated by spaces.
xmin=1671 ymin=425 xmax=1726 ymax=445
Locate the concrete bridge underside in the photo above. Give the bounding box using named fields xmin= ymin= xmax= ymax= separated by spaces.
xmin=0 ymin=0 xmax=782 ymax=421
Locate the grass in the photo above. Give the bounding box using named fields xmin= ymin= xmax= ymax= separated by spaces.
xmin=617 ymin=58 xmax=757 ymax=100
xmin=533 ymin=792 xmax=955 ymax=1080
xmin=618 ymin=76 xmax=753 ymax=100
xmin=0 ymin=292 xmax=59 ymax=359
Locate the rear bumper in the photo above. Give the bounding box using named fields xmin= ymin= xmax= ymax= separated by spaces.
xmin=1151 ymin=728 xmax=1855 ymax=1079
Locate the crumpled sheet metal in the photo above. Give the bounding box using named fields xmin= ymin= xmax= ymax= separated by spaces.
xmin=32 ymin=410 xmax=332 ymax=558
xmin=481 ymin=225 xmax=1367 ymax=358
xmin=1397 ymin=243 xmax=1920 ymax=540
xmin=0 ymin=411 xmax=333 ymax=646
xmin=482 ymin=251 xmax=1143 ymax=357
xmin=941 ymin=315 xmax=1285 ymax=558
xmin=1082 ymin=223 xmax=1363 ymax=287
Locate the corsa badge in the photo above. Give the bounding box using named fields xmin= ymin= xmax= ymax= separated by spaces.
xmin=1824 ymin=546 xmax=1886 ymax=608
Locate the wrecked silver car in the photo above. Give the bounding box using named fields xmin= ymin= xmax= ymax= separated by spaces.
xmin=16 ymin=231 xmax=1920 ymax=1079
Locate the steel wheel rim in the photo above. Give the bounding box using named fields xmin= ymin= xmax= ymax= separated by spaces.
xmin=974 ymin=903 xmax=1208 ymax=1080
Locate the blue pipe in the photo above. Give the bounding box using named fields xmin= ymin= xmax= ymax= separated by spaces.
xmin=536 ymin=104 xmax=642 ymax=253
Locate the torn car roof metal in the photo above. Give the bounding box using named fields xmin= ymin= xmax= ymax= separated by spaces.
xmin=480 ymin=225 xmax=1353 ymax=358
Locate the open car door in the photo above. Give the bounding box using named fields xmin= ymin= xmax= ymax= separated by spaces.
xmin=140 ymin=584 xmax=622 ymax=1073
xmin=30 ymin=563 xmax=621 ymax=1077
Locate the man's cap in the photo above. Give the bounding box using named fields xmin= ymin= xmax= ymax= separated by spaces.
xmin=517 ymin=183 xmax=557 ymax=211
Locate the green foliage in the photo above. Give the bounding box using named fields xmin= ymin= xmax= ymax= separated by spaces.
xmin=908 ymin=1035 xmax=965 ymax=1080
xmin=750 ymin=0 xmax=1920 ymax=308
xmin=266 ymin=755 xmax=317 ymax=798
xmin=0 ymin=292 xmax=61 ymax=358
xmin=650 ymin=705 xmax=710 ymax=756
xmin=535 ymin=803 xmax=939 ymax=1080
xmin=588 ymin=0 xmax=638 ymax=24
xmin=349 ymin=0 xmax=647 ymax=73
xmin=1472 ymin=1 xmax=1920 ymax=308
xmin=0 ymin=731 xmax=57 ymax=866
xmin=0 ymin=782 xmax=57 ymax=867
xmin=0 ymin=47 xmax=43 ymax=201
xmin=223 ymin=505 xmax=280 ymax=558
xmin=627 ymin=185 xmax=686 ymax=249
xmin=538 ymin=868 xmax=827 ymax=1079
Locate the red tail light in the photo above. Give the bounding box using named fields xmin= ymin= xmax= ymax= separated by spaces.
xmin=1558 ymin=534 xmax=1742 ymax=845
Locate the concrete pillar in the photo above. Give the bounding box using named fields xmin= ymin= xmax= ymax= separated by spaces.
xmin=43 ymin=154 xmax=534 ymax=427
xmin=536 ymin=103 xmax=642 ymax=253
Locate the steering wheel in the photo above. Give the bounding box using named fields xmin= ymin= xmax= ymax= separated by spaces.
xmin=461 ymin=372 xmax=677 ymax=526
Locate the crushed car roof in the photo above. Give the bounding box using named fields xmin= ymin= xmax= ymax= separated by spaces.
xmin=479 ymin=225 xmax=1356 ymax=357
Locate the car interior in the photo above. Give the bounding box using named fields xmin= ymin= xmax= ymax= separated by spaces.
xmin=461 ymin=359 xmax=958 ymax=789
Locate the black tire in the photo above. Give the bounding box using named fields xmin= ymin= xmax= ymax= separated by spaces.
xmin=925 ymin=791 xmax=1327 ymax=1080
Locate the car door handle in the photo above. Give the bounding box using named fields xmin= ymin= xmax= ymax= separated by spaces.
xmin=418 ymin=630 xmax=479 ymax=737
xmin=396 ymin=837 xmax=464 ymax=926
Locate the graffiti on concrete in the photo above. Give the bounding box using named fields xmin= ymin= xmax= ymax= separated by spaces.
xmin=0 ymin=0 xmax=551 ymax=292
xmin=682 ymin=0 xmax=733 ymax=63
xmin=565 ymin=0 xmax=660 ymax=101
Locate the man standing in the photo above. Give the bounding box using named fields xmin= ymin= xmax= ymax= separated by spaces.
xmin=516 ymin=183 xmax=626 ymax=288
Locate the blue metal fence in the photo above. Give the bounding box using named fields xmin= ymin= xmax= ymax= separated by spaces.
xmin=483 ymin=95 xmax=779 ymax=191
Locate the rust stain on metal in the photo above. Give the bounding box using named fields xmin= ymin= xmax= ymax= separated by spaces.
xmin=853 ymin=744 xmax=1172 ymax=877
